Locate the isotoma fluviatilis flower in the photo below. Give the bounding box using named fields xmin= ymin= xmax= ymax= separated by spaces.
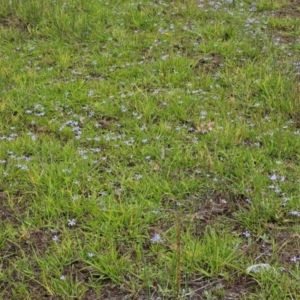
xmin=150 ymin=233 xmax=163 ymax=243
xmin=289 ymin=211 xmax=300 ymax=217
xmin=68 ymin=219 xmax=76 ymax=226
xmin=243 ymin=231 xmax=251 ymax=238
xmin=291 ymin=256 xmax=298 ymax=263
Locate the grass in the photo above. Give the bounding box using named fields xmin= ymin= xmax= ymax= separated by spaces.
xmin=1 ymin=0 xmax=300 ymax=299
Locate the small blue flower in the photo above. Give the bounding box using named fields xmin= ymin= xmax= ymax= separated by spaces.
xmin=243 ymin=231 xmax=251 ymax=238
xmin=289 ymin=211 xmax=300 ymax=217
xmin=150 ymin=233 xmax=163 ymax=243
xmin=291 ymin=256 xmax=298 ymax=263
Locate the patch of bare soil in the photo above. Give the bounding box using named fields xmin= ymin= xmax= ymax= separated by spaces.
xmin=1 ymin=290 xmax=61 ymax=300
xmin=263 ymin=1 xmax=300 ymax=111
xmin=1 ymin=229 xmax=53 ymax=277
xmin=20 ymin=229 xmax=53 ymax=255
xmin=83 ymin=276 xmax=257 ymax=300
xmin=100 ymin=284 xmax=133 ymax=300
xmin=181 ymin=191 xmax=250 ymax=225
xmin=1 ymin=258 xmax=99 ymax=299
xmin=2 ymin=228 xmax=53 ymax=264
xmin=222 ymin=276 xmax=257 ymax=300
xmin=192 ymin=53 xmax=223 ymax=74
xmin=62 ymin=260 xmax=91 ymax=283
xmin=0 ymin=190 xmax=28 ymax=226
xmin=184 ymin=275 xmax=257 ymax=300
xmin=267 ymin=0 xmax=300 ymax=45
xmin=0 ymin=14 xmax=28 ymax=32
xmin=82 ymin=289 xmax=101 ymax=300
xmin=27 ymin=281 xmax=62 ymax=300
xmin=0 ymin=191 xmax=15 ymax=223
xmin=273 ymin=229 xmax=300 ymax=264
xmin=273 ymin=0 xmax=300 ymax=18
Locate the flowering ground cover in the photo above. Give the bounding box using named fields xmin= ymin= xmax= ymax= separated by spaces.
xmin=1 ymin=0 xmax=300 ymax=299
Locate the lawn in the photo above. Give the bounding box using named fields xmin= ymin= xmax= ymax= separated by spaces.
xmin=1 ymin=0 xmax=300 ymax=299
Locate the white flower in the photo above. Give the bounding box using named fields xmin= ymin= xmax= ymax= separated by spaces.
xmin=68 ymin=219 xmax=76 ymax=226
